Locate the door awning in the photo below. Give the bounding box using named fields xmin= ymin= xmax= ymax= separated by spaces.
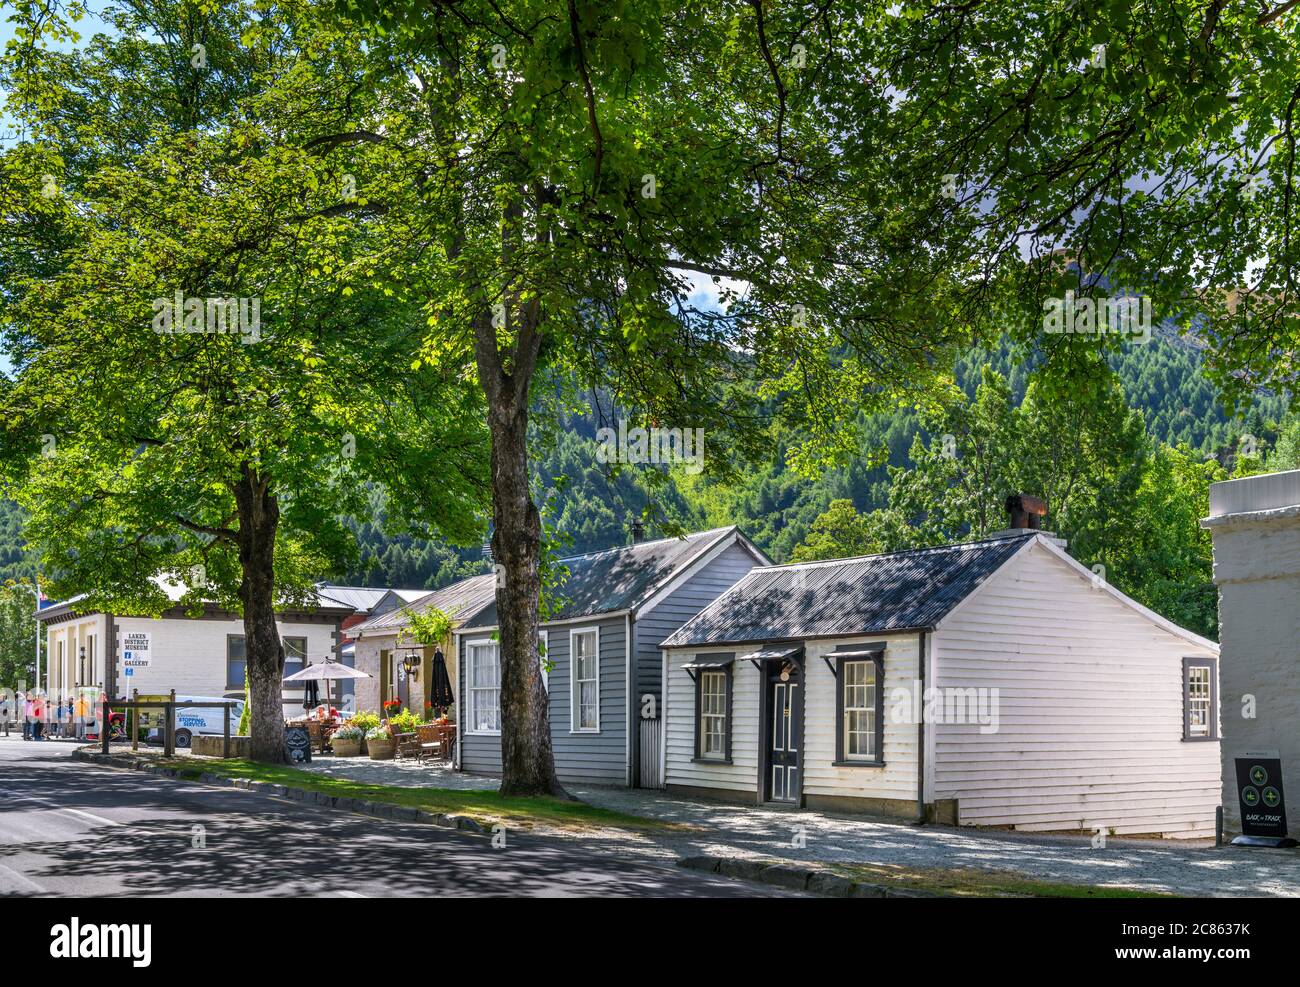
xmin=738 ymin=644 xmax=804 ymax=664
xmin=679 ymin=654 xmax=734 ymax=671
xmin=829 ymin=643 xmax=886 ymax=659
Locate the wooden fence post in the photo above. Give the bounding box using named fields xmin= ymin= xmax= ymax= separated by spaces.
xmin=100 ymin=697 xmax=110 ymax=754
xmin=223 ymin=701 xmax=231 ymax=759
xmin=164 ymin=688 xmax=176 ymax=758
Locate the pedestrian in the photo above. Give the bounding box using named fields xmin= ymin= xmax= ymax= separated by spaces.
xmin=31 ymin=693 xmax=44 ymax=740
xmin=74 ymin=691 xmax=87 ymax=741
xmin=64 ymin=697 xmax=74 ymax=738
xmin=19 ymin=691 xmax=30 ymax=741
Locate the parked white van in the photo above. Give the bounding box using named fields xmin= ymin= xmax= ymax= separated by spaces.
xmin=148 ymin=696 xmax=244 ymax=748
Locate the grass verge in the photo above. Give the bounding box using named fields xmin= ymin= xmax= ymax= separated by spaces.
xmin=829 ymin=861 xmax=1174 ymax=898
xmin=160 ymin=756 xmax=672 ymax=832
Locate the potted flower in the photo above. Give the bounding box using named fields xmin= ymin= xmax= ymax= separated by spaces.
xmin=388 ymin=709 xmax=423 ymax=734
xmin=383 ymin=699 xmax=403 ymax=718
xmin=351 ymin=711 xmax=380 ymax=753
xmin=331 ymin=725 xmax=365 ymax=757
xmin=365 ymin=725 xmax=396 ymax=760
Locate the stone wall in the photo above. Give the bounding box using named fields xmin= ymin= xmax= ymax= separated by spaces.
xmin=1207 ymin=508 xmax=1300 ymax=833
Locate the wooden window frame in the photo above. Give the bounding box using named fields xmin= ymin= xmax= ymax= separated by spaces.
xmin=692 ymin=657 xmax=733 ymax=764
xmin=226 ymin=634 xmax=247 ymax=690
xmin=1182 ymin=655 xmax=1218 ymax=742
xmin=570 ymin=627 xmax=601 ymax=733
xmin=465 ymin=639 xmax=501 ymax=736
xmin=833 ymin=651 xmax=886 ymax=767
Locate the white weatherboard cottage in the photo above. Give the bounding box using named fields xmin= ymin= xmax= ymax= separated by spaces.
xmin=1202 ymin=468 xmax=1300 ymax=837
xmin=661 ymin=525 xmax=1221 ymax=838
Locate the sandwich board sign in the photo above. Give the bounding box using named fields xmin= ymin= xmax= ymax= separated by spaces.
xmin=1232 ymin=750 xmax=1297 ymax=847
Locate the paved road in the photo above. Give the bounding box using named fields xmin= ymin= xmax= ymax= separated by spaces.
xmin=0 ymin=737 xmax=780 ymax=897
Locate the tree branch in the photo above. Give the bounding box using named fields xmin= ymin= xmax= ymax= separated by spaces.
xmin=1259 ymin=0 xmax=1300 ymax=24
xmin=173 ymin=515 xmax=238 ymax=542
xmin=567 ymin=0 xmax=604 ymax=189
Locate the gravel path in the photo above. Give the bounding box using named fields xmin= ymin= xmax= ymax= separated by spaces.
xmin=296 ymin=754 xmax=498 ymax=791
xmin=294 ymin=755 xmax=1300 ymax=897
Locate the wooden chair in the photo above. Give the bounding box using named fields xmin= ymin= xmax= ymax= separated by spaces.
xmin=413 ymin=723 xmax=443 ymax=761
xmin=306 ymin=720 xmax=324 ymax=753
xmin=393 ymin=725 xmax=421 ymax=759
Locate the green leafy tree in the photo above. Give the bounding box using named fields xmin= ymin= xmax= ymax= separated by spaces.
xmin=1109 ymin=444 xmax=1224 ymax=639
xmin=1268 ymin=416 xmax=1300 ymax=471
xmin=0 ymin=579 xmax=41 ymax=689
xmin=332 ymin=0 xmax=966 ymax=795
xmin=0 ymin=1 xmax=489 ymax=761
xmin=789 ymin=499 xmax=884 ymax=563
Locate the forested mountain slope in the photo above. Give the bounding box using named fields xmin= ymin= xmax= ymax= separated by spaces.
xmin=1 ymin=336 xmax=1290 ymax=596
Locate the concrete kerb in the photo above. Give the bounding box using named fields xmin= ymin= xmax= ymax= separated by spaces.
xmin=71 ymin=746 xmax=490 ymax=837
xmin=677 ymin=855 xmax=947 ymax=898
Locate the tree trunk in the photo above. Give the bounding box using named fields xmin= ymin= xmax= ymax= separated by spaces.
xmin=233 ymin=463 xmax=286 ymax=764
xmin=489 ymin=397 xmax=567 ymax=798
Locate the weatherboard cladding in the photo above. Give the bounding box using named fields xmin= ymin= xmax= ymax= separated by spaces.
xmin=457 ymin=616 xmax=629 ymax=784
xmin=460 ymin=527 xmax=737 ymax=629
xmin=661 ymin=534 xmax=1032 ymax=648
xmin=454 ymin=526 xmax=761 ymax=786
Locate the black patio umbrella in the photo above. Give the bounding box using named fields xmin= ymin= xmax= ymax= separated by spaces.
xmin=429 ymin=649 xmax=455 ymax=711
xmin=302 ymin=678 xmax=320 ymax=711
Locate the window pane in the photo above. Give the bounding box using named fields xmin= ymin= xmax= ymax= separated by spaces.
xmin=698 ymin=671 xmax=728 ymax=759
xmin=572 ymin=631 xmax=598 ymax=729
xmin=283 ymin=636 xmax=307 ymax=676
xmin=842 ymin=660 xmax=876 ymax=759
xmin=1187 ymin=665 xmax=1212 ymax=737
xmin=470 ymin=644 xmax=501 ymax=731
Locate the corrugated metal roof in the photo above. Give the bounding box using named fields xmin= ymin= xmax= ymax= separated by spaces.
xmin=354 ymin=573 xmax=499 ymax=635
xmin=37 ymin=577 xmax=355 ymax=622
xmin=316 ymin=585 xmax=426 ymax=613
xmin=460 ymin=526 xmax=742 ymax=629
xmin=661 ymin=533 xmax=1035 ymax=648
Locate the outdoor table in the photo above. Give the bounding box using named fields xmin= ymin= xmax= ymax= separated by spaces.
xmin=434 ymin=724 xmax=457 ymax=762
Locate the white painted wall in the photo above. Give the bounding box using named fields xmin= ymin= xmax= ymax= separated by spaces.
xmin=48 ymin=612 xmax=340 ymax=708
xmin=803 ymin=634 xmax=920 ymax=804
xmin=933 ymin=540 xmax=1220 ymax=839
xmin=663 ymin=635 xmax=921 ymax=803
xmin=45 ymin=614 xmax=110 ymax=696
xmin=664 ymin=648 xmax=761 ymax=795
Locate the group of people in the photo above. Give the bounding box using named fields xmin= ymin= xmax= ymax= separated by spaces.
xmin=13 ymin=690 xmax=94 ymax=741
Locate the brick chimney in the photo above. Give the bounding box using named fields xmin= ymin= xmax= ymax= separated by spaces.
xmin=629 ymin=516 xmax=647 ymax=545
xmin=1005 ymin=493 xmax=1048 ymax=530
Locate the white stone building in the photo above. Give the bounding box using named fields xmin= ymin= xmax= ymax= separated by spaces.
xmin=1203 ymin=468 xmax=1300 ymax=837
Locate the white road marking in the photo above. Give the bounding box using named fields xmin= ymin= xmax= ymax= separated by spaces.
xmin=335 ymin=890 xmax=367 ymax=898
xmin=0 ymin=860 xmax=48 ymax=893
xmin=0 ymin=787 xmax=123 ymax=828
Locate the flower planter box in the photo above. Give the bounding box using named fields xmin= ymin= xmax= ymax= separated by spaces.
xmin=366 ymin=737 xmax=396 ymax=760
xmin=332 ymin=738 xmax=362 ymax=758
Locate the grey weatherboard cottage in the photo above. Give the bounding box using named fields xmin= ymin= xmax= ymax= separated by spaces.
xmin=454 ymin=526 xmax=768 ymax=786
